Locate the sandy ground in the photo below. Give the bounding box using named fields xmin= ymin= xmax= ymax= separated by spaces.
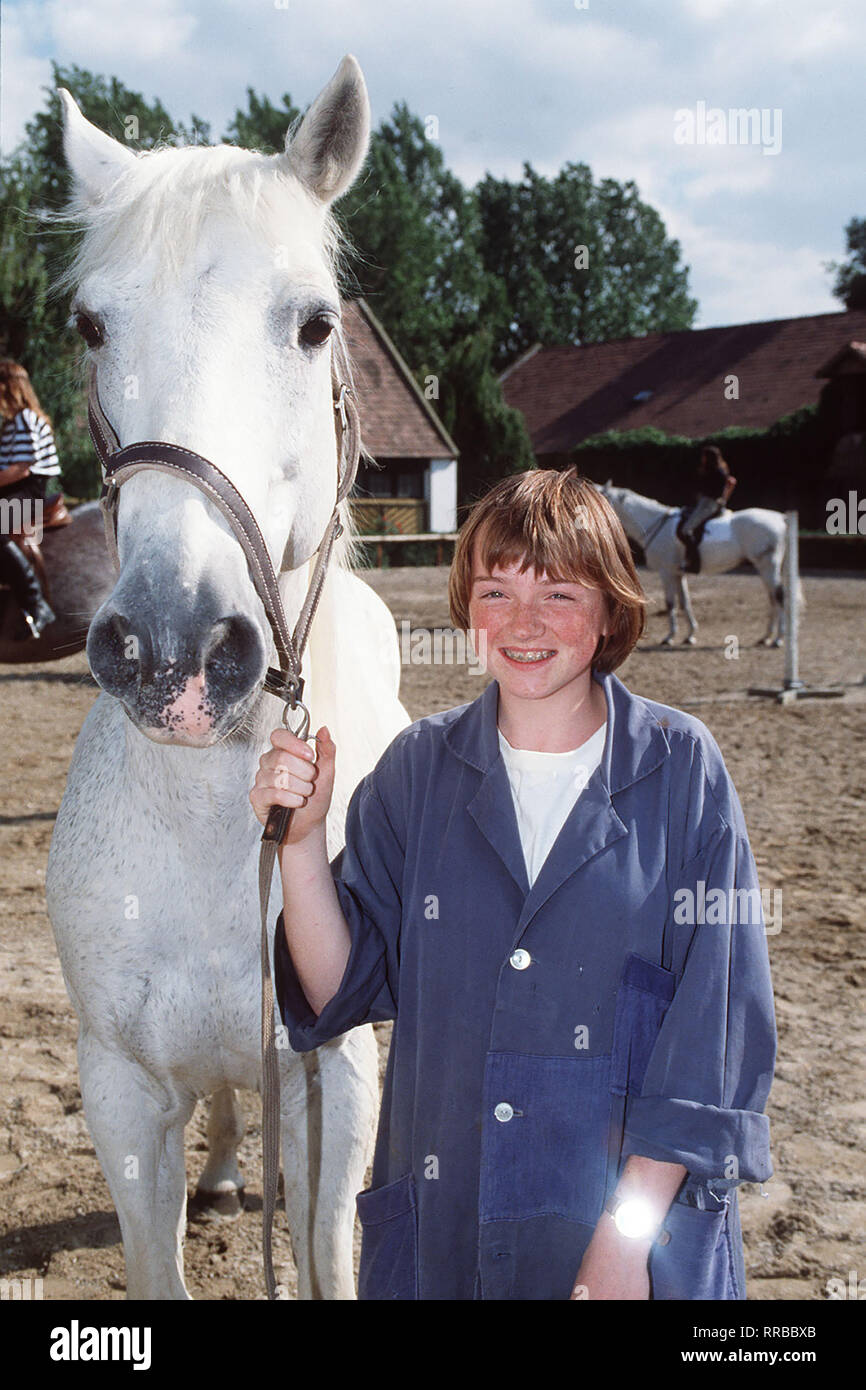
xmin=1 ymin=566 xmax=864 ymax=1301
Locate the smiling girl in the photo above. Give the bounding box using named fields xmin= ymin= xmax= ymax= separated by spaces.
xmin=250 ymin=467 xmax=776 ymax=1301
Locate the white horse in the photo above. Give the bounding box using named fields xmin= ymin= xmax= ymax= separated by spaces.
xmin=45 ymin=57 xmax=410 ymax=1300
xmin=596 ymin=480 xmax=798 ymax=647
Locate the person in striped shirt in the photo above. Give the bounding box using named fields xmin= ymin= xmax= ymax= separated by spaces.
xmin=0 ymin=360 xmax=59 ymax=639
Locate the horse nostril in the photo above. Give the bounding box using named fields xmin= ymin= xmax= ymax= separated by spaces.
xmin=87 ymin=607 xmax=148 ymax=694
xmin=202 ymin=614 xmax=264 ymax=705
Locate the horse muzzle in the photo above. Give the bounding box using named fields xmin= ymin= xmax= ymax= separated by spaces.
xmin=87 ymin=585 xmax=267 ymax=742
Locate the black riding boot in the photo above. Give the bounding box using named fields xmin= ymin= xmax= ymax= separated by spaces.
xmin=0 ymin=538 xmax=56 ymax=640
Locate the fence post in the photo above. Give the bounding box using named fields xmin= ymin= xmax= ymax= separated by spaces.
xmin=783 ymin=510 xmax=804 ymax=694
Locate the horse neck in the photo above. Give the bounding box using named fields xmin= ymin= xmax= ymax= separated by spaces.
xmin=622 ymin=491 xmax=673 ymax=533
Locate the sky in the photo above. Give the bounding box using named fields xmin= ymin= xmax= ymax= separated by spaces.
xmin=2 ymin=0 xmax=864 ymax=331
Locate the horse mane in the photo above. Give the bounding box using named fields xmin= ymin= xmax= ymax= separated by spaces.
xmin=619 ymin=485 xmax=677 ymax=515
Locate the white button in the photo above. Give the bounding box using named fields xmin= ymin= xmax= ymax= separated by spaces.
xmin=494 ymin=1102 xmax=514 ymax=1122
xmin=510 ymin=949 xmax=531 ymax=970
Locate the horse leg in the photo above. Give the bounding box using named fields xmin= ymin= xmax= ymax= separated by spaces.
xmin=753 ymin=551 xmax=782 ymax=646
xmin=660 ymin=571 xmax=678 ymax=645
xmin=78 ymin=1030 xmax=194 ymax=1299
xmin=678 ymin=574 xmax=698 ymax=645
xmin=280 ymin=1026 xmax=378 ymax=1300
xmin=191 ymin=1086 xmax=246 ymax=1219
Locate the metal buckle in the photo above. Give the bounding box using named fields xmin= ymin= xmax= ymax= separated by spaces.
xmin=333 ymin=383 xmax=349 ymax=432
xmin=262 ymin=667 xmax=305 ymax=705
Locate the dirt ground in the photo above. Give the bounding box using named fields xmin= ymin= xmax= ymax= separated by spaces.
xmin=1 ymin=565 xmax=864 ymax=1301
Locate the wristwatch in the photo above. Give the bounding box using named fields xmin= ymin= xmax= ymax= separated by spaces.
xmin=604 ymin=1193 xmax=671 ymax=1246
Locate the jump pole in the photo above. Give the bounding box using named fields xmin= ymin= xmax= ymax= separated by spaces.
xmin=748 ymin=510 xmax=845 ymax=705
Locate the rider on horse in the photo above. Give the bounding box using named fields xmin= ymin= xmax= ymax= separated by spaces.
xmin=677 ymin=445 xmax=737 ymax=575
xmin=0 ymin=361 xmax=63 ymax=639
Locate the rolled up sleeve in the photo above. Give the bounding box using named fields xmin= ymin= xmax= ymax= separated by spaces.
xmin=621 ymin=816 xmax=776 ymax=1184
xmin=273 ymin=771 xmax=404 ymax=1052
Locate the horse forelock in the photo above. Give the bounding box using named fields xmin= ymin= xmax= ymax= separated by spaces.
xmin=54 ymin=142 xmax=343 ymax=296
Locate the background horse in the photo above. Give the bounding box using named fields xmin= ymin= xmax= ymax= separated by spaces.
xmin=596 ymin=481 xmax=800 ymax=647
xmin=45 ymin=56 xmax=409 ymax=1300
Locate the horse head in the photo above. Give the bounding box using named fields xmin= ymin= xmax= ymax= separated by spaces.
xmin=60 ymin=56 xmax=370 ymax=745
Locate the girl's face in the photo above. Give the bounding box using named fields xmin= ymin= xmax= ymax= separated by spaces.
xmin=467 ymin=549 xmax=610 ymax=704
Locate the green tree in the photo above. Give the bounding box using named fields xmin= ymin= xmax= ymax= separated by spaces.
xmin=476 ymin=162 xmax=698 ymax=368
xmin=0 ymin=64 xmax=209 ymax=495
xmin=437 ymin=327 xmax=535 ymax=503
xmin=827 ymin=218 xmax=866 ymax=310
xmin=336 ymin=102 xmax=494 ymax=371
xmin=223 ymin=88 xmax=302 ymax=155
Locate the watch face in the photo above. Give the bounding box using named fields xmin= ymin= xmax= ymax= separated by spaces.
xmin=613 ymin=1197 xmax=657 ymax=1240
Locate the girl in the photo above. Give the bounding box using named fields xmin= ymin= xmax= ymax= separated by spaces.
xmin=0 ymin=360 xmax=60 ymax=638
xmin=249 ymin=468 xmax=776 ymax=1300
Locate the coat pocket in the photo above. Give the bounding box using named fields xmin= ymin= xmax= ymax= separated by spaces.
xmin=649 ymin=1193 xmax=737 ymax=1300
xmin=479 ymin=1052 xmax=612 ymax=1227
xmin=356 ymin=1172 xmax=419 ymax=1300
xmin=610 ymin=952 xmax=677 ymax=1098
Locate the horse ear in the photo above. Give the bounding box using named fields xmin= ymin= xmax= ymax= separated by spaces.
xmin=59 ymin=89 xmax=136 ymax=203
xmin=284 ymin=55 xmax=371 ymax=205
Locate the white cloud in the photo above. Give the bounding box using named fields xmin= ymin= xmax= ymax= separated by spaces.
xmin=651 ymin=193 xmax=839 ymax=326
xmin=46 ymin=0 xmax=199 ymax=64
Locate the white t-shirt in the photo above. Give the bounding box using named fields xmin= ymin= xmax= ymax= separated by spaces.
xmin=498 ymin=722 xmax=607 ymax=887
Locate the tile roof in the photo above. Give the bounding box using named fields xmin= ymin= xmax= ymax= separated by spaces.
xmin=341 ymin=298 xmax=458 ymax=459
xmin=499 ymin=309 xmax=866 ymax=454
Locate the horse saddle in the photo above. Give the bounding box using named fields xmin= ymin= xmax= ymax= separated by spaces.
xmin=675 ymin=504 xmax=721 ymax=575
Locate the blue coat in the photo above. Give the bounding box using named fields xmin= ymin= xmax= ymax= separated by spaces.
xmin=274 ymin=669 xmax=776 ymax=1300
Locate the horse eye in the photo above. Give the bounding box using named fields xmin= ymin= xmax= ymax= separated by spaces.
xmin=299 ymin=315 xmax=334 ymax=348
xmin=74 ymin=312 xmax=105 ymax=348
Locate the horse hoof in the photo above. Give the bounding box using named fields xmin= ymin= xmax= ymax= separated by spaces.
xmin=189 ymin=1186 xmax=245 ymax=1221
xmin=661 ymin=636 xmax=674 ymax=647
xmin=683 ymin=635 xmax=696 ymax=646
xmin=772 ymin=637 xmax=783 ymax=648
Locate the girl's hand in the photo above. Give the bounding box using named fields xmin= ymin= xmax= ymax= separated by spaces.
xmin=249 ymin=725 xmax=336 ymax=845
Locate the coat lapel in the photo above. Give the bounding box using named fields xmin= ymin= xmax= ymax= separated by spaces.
xmin=446 ymin=679 xmax=530 ymax=894
xmin=466 ymin=759 xmax=531 ymax=897
xmin=514 ymin=670 xmax=671 ymax=934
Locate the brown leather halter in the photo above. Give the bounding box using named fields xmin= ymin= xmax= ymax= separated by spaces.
xmin=87 ymin=343 xmax=363 ymax=1299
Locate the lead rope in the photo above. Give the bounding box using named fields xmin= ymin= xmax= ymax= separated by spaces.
xmin=258 ymin=369 xmax=360 ymax=1300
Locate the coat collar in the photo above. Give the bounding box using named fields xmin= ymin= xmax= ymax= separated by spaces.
xmin=443 ymin=670 xmax=672 ymax=929
xmin=443 ymin=668 xmax=671 ymax=796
